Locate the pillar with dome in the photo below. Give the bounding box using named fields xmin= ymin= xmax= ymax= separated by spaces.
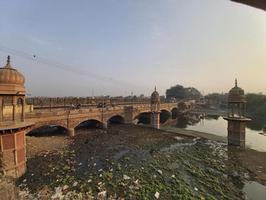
xmin=223 ymin=79 xmax=251 ymax=148
xmin=0 ymin=56 xmax=33 ymax=178
xmin=150 ymin=87 xmax=160 ymax=129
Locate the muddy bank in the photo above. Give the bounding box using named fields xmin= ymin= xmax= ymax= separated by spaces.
xmin=17 ymin=125 xmax=266 ymax=199
xmin=26 ymin=135 xmax=70 ymax=158
xmin=161 ymin=125 xmax=227 ymax=142
xmin=162 ymin=126 xmax=266 ymax=183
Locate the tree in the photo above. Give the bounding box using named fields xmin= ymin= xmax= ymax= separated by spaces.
xmin=166 ymin=85 xmax=186 ymax=99
xmin=246 ymin=93 xmax=266 ymax=119
xmin=185 ymin=87 xmax=202 ymax=99
xmin=166 ymin=84 xmax=202 ymax=100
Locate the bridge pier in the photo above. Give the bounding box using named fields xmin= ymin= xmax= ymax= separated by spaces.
xmin=150 ymin=87 xmax=160 ymax=129
xmin=67 ymin=128 xmax=75 ymax=137
xmin=124 ymin=106 xmax=134 ymax=124
xmin=102 ymin=123 xmax=107 ymax=129
xmin=226 ymin=119 xmax=248 ymax=148
xmin=151 ymin=111 xmax=160 ymax=129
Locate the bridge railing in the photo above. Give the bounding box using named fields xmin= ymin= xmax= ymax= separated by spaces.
xmin=25 ymin=105 xmax=126 ymax=118
xmin=33 ymin=101 xmax=151 ymax=110
xmin=25 ymin=103 xmax=177 ymax=120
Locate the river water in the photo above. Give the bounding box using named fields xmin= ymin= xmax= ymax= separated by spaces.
xmin=243 ymin=182 xmax=266 ymax=200
xmin=175 ymin=115 xmax=266 ymax=152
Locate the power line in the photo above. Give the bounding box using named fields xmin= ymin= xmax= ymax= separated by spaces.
xmin=0 ymin=44 xmax=144 ymax=90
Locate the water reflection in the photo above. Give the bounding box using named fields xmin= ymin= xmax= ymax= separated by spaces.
xmin=205 ymin=115 xmax=219 ymax=120
xmin=226 ymin=145 xmax=266 ymax=199
xmin=176 ymin=116 xmax=189 ymax=128
xmin=243 ymin=182 xmax=266 ymax=200
xmin=247 ymin=117 xmax=266 ymax=131
xmin=174 ymin=114 xmax=266 ymax=152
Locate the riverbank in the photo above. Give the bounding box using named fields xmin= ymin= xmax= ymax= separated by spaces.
xmin=161 ymin=125 xmax=227 ymax=142
xmin=16 ymin=124 xmax=266 ymax=199
xmin=161 ymin=125 xmax=266 ymax=183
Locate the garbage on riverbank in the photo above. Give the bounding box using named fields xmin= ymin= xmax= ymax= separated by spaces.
xmin=17 ymin=125 xmax=266 ymax=199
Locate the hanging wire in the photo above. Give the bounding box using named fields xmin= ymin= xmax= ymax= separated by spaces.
xmin=0 ymin=44 xmax=144 ymax=90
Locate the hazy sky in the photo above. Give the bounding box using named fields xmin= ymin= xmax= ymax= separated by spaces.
xmin=0 ymin=0 xmax=265 ymax=97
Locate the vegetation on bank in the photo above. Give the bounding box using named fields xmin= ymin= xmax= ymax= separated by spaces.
xmin=200 ymin=92 xmax=266 ymax=130
xmin=203 ymin=92 xmax=266 ymax=118
xmin=246 ymin=93 xmax=266 ymax=119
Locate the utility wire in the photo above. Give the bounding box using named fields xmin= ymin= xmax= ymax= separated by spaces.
xmin=0 ymin=44 xmax=146 ymax=91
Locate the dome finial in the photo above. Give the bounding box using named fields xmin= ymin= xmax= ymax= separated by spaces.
xmin=154 ymin=86 xmax=156 ymax=91
xmin=235 ymin=78 xmax=238 ymax=87
xmin=5 ymin=55 xmax=11 ymax=68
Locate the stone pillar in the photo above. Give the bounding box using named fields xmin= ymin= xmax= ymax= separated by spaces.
xmin=21 ymin=98 xmax=26 ymax=122
xmin=124 ymin=106 xmax=134 ymax=124
xmin=12 ymin=104 xmax=16 ymax=122
xmin=30 ymin=104 xmax=34 ymax=112
xmin=67 ymin=128 xmax=75 ymax=137
xmin=168 ymin=111 xmax=172 ymax=120
xmin=102 ymin=123 xmax=107 ymax=129
xmin=21 ymin=101 xmax=25 ymax=122
xmin=0 ymin=129 xmax=27 ymax=178
xmin=151 ymin=111 xmax=160 ymax=129
xmin=12 ymin=96 xmax=17 ymax=122
xmin=227 ymin=119 xmax=247 ymax=148
xmin=0 ymin=97 xmax=3 ymax=122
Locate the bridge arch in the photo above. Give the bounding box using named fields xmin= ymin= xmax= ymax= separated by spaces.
xmin=74 ymin=119 xmax=105 ymax=129
xmin=160 ymin=109 xmax=171 ymax=123
xmin=134 ymin=112 xmax=151 ymax=125
xmin=27 ymin=124 xmax=68 ymax=137
xmin=31 ymin=121 xmax=68 ymax=131
xmin=108 ymin=115 xmax=125 ymax=125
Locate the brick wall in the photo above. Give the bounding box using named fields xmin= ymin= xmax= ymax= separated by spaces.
xmin=0 ymin=130 xmax=26 ymax=178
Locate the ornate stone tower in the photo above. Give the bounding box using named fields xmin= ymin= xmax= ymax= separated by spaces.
xmin=150 ymin=87 xmax=160 ymax=129
xmin=0 ymin=56 xmax=32 ymax=177
xmin=223 ymin=79 xmax=251 ymax=148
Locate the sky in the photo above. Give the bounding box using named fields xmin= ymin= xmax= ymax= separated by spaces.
xmin=0 ymin=0 xmax=265 ymax=97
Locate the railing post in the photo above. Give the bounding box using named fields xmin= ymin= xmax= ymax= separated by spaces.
xmin=49 ymin=98 xmax=52 ymax=111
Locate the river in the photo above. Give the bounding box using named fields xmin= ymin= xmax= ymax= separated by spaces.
xmin=169 ymin=114 xmax=266 ymax=152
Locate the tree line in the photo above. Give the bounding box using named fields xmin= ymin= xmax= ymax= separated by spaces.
xmin=246 ymin=93 xmax=266 ymax=119
xmin=166 ymin=84 xmax=266 ymax=119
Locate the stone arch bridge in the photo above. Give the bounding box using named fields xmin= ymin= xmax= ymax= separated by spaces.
xmin=26 ymin=102 xmax=192 ymax=136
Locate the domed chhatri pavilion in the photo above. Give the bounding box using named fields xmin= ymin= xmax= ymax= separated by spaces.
xmin=0 ymin=56 xmax=33 ymax=178
xmin=150 ymin=86 xmax=160 ymax=129
xmin=224 ymin=79 xmax=251 ymax=148
xmin=0 ymin=56 xmax=26 ymax=95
